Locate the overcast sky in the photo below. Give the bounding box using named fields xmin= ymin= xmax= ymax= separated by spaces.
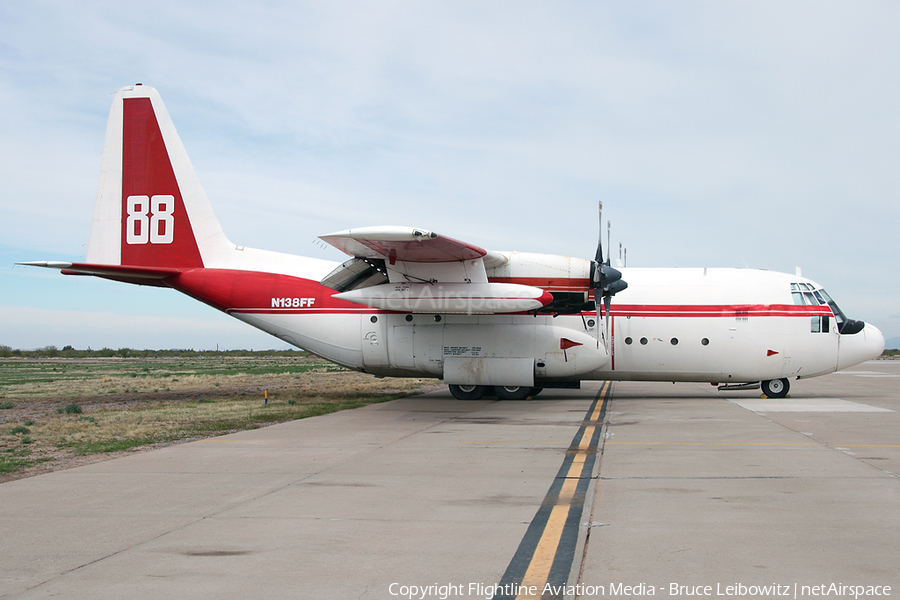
xmin=2 ymin=1 xmax=898 ymax=350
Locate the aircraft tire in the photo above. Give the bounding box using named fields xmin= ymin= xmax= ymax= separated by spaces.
xmin=449 ymin=384 xmax=486 ymax=400
xmin=494 ymin=386 xmax=531 ymax=400
xmin=761 ymin=378 xmax=790 ymax=398
xmin=530 ymin=387 xmax=543 ymax=397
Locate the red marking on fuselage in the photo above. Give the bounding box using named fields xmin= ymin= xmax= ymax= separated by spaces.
xmin=151 ymin=268 xmax=838 ymax=323
xmin=604 ymin=304 xmax=833 ymax=318
xmin=170 ymin=269 xmax=360 ymax=313
xmin=559 ymin=337 xmax=582 ymax=362
xmin=560 ymin=338 xmax=583 ymax=350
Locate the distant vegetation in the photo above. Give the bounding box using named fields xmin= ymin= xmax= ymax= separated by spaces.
xmin=3 ymin=344 xmax=898 ymax=358
xmin=0 ymin=345 xmax=309 ymax=359
xmin=0 ymin=353 xmax=438 ymax=480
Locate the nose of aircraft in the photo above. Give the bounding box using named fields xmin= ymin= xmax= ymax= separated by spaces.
xmin=837 ymin=322 xmax=886 ymax=371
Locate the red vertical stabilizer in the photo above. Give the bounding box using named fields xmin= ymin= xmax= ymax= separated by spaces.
xmin=120 ymin=96 xmax=203 ymax=268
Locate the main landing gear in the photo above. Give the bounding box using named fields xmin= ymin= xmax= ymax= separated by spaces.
xmin=761 ymin=378 xmax=790 ymax=398
xmin=448 ymin=384 xmax=543 ymax=401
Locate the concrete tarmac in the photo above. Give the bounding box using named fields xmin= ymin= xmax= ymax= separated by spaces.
xmin=1 ymin=361 xmax=898 ymax=600
xmin=581 ymin=361 xmax=900 ymax=599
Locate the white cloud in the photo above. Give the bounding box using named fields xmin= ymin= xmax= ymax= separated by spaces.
xmin=1 ymin=0 xmax=898 ymax=344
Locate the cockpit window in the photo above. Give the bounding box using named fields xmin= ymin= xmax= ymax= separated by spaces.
xmin=791 ymin=283 xmax=823 ymax=306
xmin=792 ymin=283 xmax=849 ymax=330
xmin=791 ymin=285 xmax=861 ymax=333
xmin=791 ymin=283 xmax=803 ymax=305
xmin=817 ymin=288 xmax=847 ymax=328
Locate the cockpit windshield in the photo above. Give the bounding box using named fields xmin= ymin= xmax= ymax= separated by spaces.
xmin=817 ymin=289 xmax=848 ymax=327
xmin=791 ymin=283 xmax=848 ymax=329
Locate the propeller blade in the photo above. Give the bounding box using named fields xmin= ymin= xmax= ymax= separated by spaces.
xmin=604 ymin=294 xmax=612 ymax=345
xmin=590 ymin=201 xmax=627 ymax=351
xmin=595 ymin=201 xmax=604 ymax=265
xmin=595 ymin=285 xmax=605 ymax=349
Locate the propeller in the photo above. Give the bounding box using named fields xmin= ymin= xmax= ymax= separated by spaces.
xmin=591 ymin=202 xmax=627 ymax=348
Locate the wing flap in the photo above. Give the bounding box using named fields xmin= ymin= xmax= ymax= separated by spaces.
xmin=319 ymin=258 xmax=389 ymax=292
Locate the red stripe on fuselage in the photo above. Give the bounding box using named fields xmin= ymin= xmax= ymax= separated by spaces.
xmin=163 ymin=268 xmax=836 ymax=320
xmin=608 ymin=304 xmax=833 ymax=318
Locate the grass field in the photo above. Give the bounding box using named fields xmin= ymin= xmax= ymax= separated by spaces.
xmin=0 ymin=357 xmax=439 ymax=481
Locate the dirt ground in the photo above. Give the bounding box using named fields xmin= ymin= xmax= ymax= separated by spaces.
xmin=0 ymin=358 xmax=441 ymax=483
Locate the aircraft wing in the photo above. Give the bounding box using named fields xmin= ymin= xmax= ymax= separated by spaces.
xmin=318 ymin=227 xmax=548 ymax=314
xmin=320 ymin=226 xmax=487 ymax=264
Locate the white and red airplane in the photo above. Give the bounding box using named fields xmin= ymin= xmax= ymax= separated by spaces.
xmin=22 ymin=85 xmax=885 ymax=400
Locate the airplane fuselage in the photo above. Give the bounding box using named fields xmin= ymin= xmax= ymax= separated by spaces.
xmin=162 ymin=248 xmax=881 ymax=389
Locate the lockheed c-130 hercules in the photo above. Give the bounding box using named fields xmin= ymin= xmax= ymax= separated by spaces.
xmin=22 ymin=85 xmax=885 ymax=400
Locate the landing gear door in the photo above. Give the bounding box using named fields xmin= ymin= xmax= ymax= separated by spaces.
xmin=444 ymin=357 xmax=535 ymax=387
xmin=389 ymin=325 xmax=415 ymax=369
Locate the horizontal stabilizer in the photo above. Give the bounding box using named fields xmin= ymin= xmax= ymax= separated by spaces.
xmin=18 ymin=261 xmax=180 ymax=285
